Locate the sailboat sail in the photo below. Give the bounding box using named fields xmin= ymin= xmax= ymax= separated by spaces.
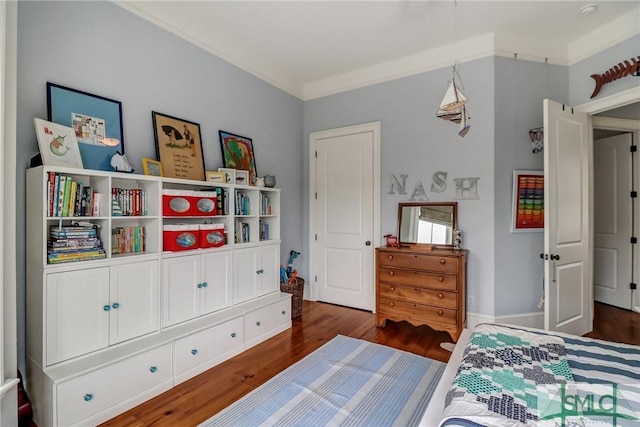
xmin=438 ymin=80 xmax=468 ymax=112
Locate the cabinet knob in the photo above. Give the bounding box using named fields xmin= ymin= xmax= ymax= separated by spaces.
xmin=389 ymin=301 xmax=395 ymax=307
xmin=103 ymin=305 xmax=110 ymax=311
xmin=149 ymin=366 xmax=157 ymax=373
xmin=256 ymin=321 xmax=261 ymax=326
xmin=439 ymin=259 xmax=446 ymax=265
xmin=389 ymin=271 xmax=395 ymax=276
xmin=84 ymin=393 xmax=93 ymax=402
xmin=437 ymin=310 xmax=444 ymax=316
xmin=112 ymin=302 xmax=119 ymax=309
xmin=231 ymin=332 xmax=237 ymax=338
xmin=191 ymin=349 xmax=198 ymax=355
xmin=438 ymin=276 xmax=444 ymax=282
xmin=390 ymin=286 xmax=395 ymax=292
xmin=202 ymin=282 xmax=208 ymax=288
xmin=197 ymin=283 xmax=203 ymax=289
xmin=388 ymin=255 xmax=393 ymax=260
xmin=256 ymin=269 xmax=264 ymax=274
xmin=438 ymin=293 xmax=444 ymax=299
xmin=281 ymin=310 xmax=286 ymax=315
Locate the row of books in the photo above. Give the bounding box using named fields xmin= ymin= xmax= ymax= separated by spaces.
xmin=212 ymin=187 xmax=229 ymax=216
xmin=47 ymin=172 xmax=101 ymax=217
xmin=260 ymin=193 xmax=273 ymax=216
xmin=259 ymin=219 xmax=270 ymax=241
xmin=111 ymin=226 xmax=146 ymax=255
xmin=48 ymin=226 xmax=106 ymax=264
xmin=235 ymin=192 xmax=251 ymax=216
xmin=112 ymin=188 xmax=149 ymax=216
xmin=234 ymin=221 xmax=250 ymax=243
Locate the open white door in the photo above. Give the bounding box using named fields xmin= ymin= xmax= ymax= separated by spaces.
xmin=543 ymin=99 xmax=592 ymax=336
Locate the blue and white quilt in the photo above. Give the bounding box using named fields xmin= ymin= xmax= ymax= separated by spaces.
xmin=440 ymin=324 xmax=640 ymax=427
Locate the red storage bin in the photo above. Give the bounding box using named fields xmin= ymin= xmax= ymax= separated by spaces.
xmin=199 ymin=224 xmax=225 ymax=248
xmin=163 ymin=190 xmax=197 ymax=216
xmin=163 ymin=224 xmax=199 ymax=251
xmin=194 ymin=192 xmax=217 ymax=216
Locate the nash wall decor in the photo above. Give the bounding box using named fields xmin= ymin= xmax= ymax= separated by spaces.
xmin=219 ymin=130 xmax=257 ymax=184
xmin=47 ymin=83 xmax=124 ymax=171
xmin=152 ymin=111 xmax=205 ymax=180
xmin=511 ymin=170 xmax=544 ymax=232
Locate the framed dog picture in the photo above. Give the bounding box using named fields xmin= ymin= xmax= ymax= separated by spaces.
xmin=219 ymin=130 xmax=257 ymax=184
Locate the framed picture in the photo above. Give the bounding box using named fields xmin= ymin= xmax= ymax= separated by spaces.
xmin=511 ymin=170 xmax=544 ymax=232
xmin=206 ymin=171 xmax=227 ymax=183
xmin=152 ymin=111 xmax=205 ymax=181
xmin=219 ymin=130 xmax=257 ymax=184
xmin=47 ymin=82 xmax=124 ymax=172
xmin=33 ymin=118 xmax=84 ymax=168
xmin=142 ymin=158 xmax=163 ymax=177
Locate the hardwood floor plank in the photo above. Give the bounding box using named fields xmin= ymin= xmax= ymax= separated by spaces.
xmin=101 ymin=300 xmax=640 ymax=427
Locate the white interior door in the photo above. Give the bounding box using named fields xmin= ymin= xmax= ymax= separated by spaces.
xmin=594 ymin=133 xmax=634 ymax=309
xmin=544 ymin=99 xmax=592 ymax=335
xmin=310 ymin=122 xmax=380 ymax=311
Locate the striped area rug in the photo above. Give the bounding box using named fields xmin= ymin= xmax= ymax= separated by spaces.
xmin=201 ymin=335 xmax=446 ymax=427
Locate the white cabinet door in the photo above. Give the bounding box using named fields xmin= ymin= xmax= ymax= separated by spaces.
xmin=233 ymin=248 xmax=258 ymax=303
xmin=200 ymin=251 xmax=232 ymax=315
xmin=257 ymin=245 xmax=279 ymax=297
xmin=162 ymin=255 xmax=200 ymax=327
xmin=46 ymin=268 xmax=110 ymax=365
xmin=109 ymin=260 xmax=160 ymax=344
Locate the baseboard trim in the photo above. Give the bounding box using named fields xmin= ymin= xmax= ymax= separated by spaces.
xmin=468 ymin=311 xmax=544 ymax=330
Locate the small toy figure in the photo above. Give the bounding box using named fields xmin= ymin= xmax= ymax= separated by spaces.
xmin=286 ymin=250 xmax=300 ymax=275
xmin=384 ymin=234 xmax=399 ymax=248
xmin=453 ymin=229 xmax=462 ymax=250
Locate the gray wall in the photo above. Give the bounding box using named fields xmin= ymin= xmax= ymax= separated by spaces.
xmin=304 ymin=58 xmax=497 ymax=316
xmin=16 ymin=1 xmax=303 ymax=373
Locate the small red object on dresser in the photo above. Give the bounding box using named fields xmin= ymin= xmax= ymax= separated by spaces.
xmin=384 ymin=234 xmax=399 ymax=247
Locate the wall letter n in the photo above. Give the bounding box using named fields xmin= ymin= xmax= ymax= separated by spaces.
xmin=389 ymin=174 xmax=408 ymax=195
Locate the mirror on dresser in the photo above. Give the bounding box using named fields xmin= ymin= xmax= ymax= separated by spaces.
xmin=397 ymin=202 xmax=457 ymax=248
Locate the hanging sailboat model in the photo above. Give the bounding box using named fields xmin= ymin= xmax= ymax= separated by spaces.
xmin=436 ymin=74 xmax=471 ymax=137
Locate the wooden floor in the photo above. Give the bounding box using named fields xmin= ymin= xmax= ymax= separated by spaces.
xmin=101 ymin=300 xmax=640 ymax=427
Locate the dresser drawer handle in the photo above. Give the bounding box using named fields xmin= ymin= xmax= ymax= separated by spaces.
xmin=389 ymin=271 xmax=395 ymax=276
xmin=149 ymin=366 xmax=157 ymax=373
xmin=191 ymin=349 xmax=198 ymax=355
xmin=389 ymin=286 xmax=395 ymax=292
xmin=437 ymin=309 xmax=444 ymax=316
xmin=83 ymin=393 xmax=93 ymax=402
xmin=438 ymin=293 xmax=444 ymax=299
xmin=389 ymin=301 xmax=395 ymax=307
xmin=438 ymin=276 xmax=444 ymax=282
xmin=388 ymin=255 xmax=393 ymax=260
xmin=439 ymin=259 xmax=446 ymax=265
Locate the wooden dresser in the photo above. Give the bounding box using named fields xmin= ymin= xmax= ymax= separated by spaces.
xmin=376 ymin=246 xmax=467 ymax=342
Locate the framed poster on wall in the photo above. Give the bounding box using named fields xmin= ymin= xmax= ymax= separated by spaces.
xmin=511 ymin=170 xmax=544 ymax=232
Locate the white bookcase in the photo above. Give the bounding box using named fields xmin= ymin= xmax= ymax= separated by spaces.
xmin=25 ymin=166 xmax=289 ymax=427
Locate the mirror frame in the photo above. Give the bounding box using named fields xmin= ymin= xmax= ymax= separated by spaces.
xmin=397 ymin=202 xmax=458 ymax=249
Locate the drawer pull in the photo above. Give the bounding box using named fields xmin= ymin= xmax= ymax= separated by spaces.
xmin=439 ymin=259 xmax=446 ymax=265
xmin=438 ymin=293 xmax=444 ymax=299
xmin=388 ymin=255 xmax=393 ymax=260
xmin=202 ymin=282 xmax=208 ymax=288
xmin=256 ymin=321 xmax=261 ymax=326
xmin=197 ymin=283 xmax=203 ymax=289
xmin=390 ymin=286 xmax=395 ymax=292
xmin=112 ymin=302 xmax=119 ymax=309
xmin=281 ymin=310 xmax=286 ymax=315
xmin=437 ymin=310 xmax=444 ymax=316
xmin=389 ymin=271 xmax=395 ymax=276
xmin=83 ymin=393 xmax=93 ymax=402
xmin=149 ymin=366 xmax=157 ymax=373
xmin=103 ymin=305 xmax=110 ymax=311
xmin=438 ymin=276 xmax=444 ymax=282
xmin=191 ymin=349 xmax=198 ymax=355
xmin=389 ymin=301 xmax=395 ymax=307
xmin=231 ymin=332 xmax=237 ymax=338
xmin=256 ymin=269 xmax=264 ymax=274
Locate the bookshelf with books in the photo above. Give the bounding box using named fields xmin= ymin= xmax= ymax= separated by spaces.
xmin=26 ymin=166 xmax=286 ymax=427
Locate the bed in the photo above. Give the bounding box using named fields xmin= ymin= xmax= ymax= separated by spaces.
xmin=422 ymin=323 xmax=640 ymax=427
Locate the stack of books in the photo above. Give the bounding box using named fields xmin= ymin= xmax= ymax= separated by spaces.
xmin=47 ymin=172 xmax=101 ymax=217
xmin=48 ymin=226 xmax=105 ymax=264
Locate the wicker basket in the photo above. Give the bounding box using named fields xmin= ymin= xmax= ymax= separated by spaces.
xmin=280 ymin=277 xmax=304 ymax=319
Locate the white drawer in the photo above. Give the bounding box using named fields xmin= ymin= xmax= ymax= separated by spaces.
xmin=56 ymin=343 xmax=172 ymax=427
xmin=244 ymin=299 xmax=291 ymax=345
xmin=174 ymin=317 xmax=244 ymax=381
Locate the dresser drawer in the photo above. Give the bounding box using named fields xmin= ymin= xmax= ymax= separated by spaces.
xmin=378 ymin=283 xmax=457 ymax=308
xmin=56 ymin=343 xmax=172 ymax=427
xmin=174 ymin=317 xmax=244 ymax=381
xmin=377 ymin=297 xmax=458 ymax=326
xmin=378 ymin=252 xmax=458 ymax=273
xmin=244 ymin=298 xmax=291 ymax=344
xmin=378 ymin=267 xmax=458 ymax=291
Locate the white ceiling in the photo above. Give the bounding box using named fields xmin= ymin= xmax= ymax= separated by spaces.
xmin=118 ymin=1 xmax=640 ymax=99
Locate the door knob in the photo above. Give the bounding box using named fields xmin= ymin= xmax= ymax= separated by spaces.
xmin=551 ymin=254 xmax=560 ymax=260
xmin=365 ymin=241 xmax=371 ymax=246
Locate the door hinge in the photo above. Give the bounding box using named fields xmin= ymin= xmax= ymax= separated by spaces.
xmin=632 ymin=191 xmax=638 ymax=198
xmin=631 ymin=145 xmax=638 ymax=153
xmin=315 ymin=192 xmax=317 ymax=200
xmin=631 ymin=283 xmax=637 ymax=290
xmin=315 ymin=275 xmax=317 ymax=282
xmin=315 ymin=234 xmax=317 ymax=241
xmin=315 ymin=151 xmax=317 ymax=158
xmin=632 ymin=237 xmax=638 ymax=244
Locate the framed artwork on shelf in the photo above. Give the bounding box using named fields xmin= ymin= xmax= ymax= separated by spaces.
xmin=47 ymin=82 xmax=124 ymax=172
xmin=152 ymin=111 xmax=205 ymax=181
xmin=235 ymin=170 xmax=249 ymax=185
xmin=511 ymin=170 xmax=544 ymax=233
xmin=206 ymin=171 xmax=227 ymax=183
xmin=218 ymin=130 xmax=257 ymax=184
xmin=142 ymin=158 xmax=163 ymax=177
xmin=33 ymin=118 xmax=84 ymax=169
